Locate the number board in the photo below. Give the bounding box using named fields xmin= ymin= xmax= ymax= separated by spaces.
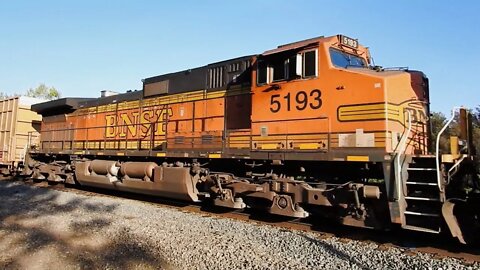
xmin=269 ymin=89 xmax=322 ymax=113
xmin=339 ymin=35 xmax=358 ymax=49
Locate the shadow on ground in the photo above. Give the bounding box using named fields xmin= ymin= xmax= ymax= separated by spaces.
xmin=0 ymin=179 xmax=169 ymax=269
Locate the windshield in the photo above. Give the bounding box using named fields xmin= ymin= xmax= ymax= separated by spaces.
xmin=329 ymin=48 xmax=366 ymax=68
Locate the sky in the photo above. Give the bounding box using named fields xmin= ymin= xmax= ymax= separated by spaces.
xmin=0 ymin=0 xmax=478 ymax=113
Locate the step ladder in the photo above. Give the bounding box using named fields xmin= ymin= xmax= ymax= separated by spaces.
xmin=403 ymin=156 xmax=443 ymax=233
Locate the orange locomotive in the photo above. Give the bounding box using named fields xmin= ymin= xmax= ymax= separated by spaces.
xmin=28 ymin=35 xmax=479 ymax=243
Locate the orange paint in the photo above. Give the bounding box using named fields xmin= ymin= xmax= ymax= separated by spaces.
xmin=40 ymin=35 xmax=428 ymax=156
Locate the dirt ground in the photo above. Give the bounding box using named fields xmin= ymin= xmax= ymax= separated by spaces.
xmin=0 ymin=180 xmax=171 ymax=270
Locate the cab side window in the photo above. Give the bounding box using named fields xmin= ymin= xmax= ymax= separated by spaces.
xmin=272 ymin=58 xmax=286 ymax=82
xmin=303 ymin=50 xmax=317 ymax=77
xmin=257 ymin=49 xmax=318 ymax=85
xmin=257 ymin=61 xmax=268 ymax=85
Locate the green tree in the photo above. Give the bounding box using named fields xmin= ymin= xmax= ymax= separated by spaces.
xmin=430 ymin=107 xmax=480 ymax=162
xmin=0 ymin=92 xmax=9 ymax=99
xmin=0 ymin=91 xmax=17 ymax=99
xmin=430 ymin=111 xmax=450 ymax=152
xmin=472 ymin=106 xmax=480 ymax=158
xmin=26 ymin=83 xmax=60 ymax=100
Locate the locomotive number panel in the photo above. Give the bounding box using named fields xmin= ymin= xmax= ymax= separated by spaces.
xmin=269 ymin=89 xmax=322 ymax=113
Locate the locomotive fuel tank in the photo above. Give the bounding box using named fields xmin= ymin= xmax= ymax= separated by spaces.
xmin=75 ymin=160 xmax=200 ymax=202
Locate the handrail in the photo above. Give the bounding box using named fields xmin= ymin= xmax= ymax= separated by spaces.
xmin=396 ymin=110 xmax=412 ymax=200
xmin=435 ymin=107 xmax=460 ymax=192
xmin=447 ymin=154 xmax=466 ymax=185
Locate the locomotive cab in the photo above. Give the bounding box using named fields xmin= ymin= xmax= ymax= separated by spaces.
xmin=250 ymin=35 xmax=429 ymax=160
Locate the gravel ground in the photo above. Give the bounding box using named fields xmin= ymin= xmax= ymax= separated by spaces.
xmin=0 ymin=180 xmax=478 ymax=270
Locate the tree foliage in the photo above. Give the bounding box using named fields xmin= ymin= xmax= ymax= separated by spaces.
xmin=472 ymin=106 xmax=480 ymax=157
xmin=0 ymin=84 xmax=60 ymax=101
xmin=429 ymin=111 xmax=450 ymax=152
xmin=26 ymin=84 xmax=60 ymax=100
xmin=0 ymin=92 xmax=11 ymax=99
xmin=0 ymin=91 xmax=18 ymax=99
xmin=429 ymin=106 xmax=480 ymax=162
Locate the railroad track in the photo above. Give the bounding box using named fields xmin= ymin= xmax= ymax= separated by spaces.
xmin=5 ymin=177 xmax=480 ymax=264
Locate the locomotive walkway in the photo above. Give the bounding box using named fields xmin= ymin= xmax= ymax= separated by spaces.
xmin=0 ymin=179 xmax=478 ymax=270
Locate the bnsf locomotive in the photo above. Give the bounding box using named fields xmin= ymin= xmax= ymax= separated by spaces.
xmin=25 ymin=35 xmax=479 ymax=243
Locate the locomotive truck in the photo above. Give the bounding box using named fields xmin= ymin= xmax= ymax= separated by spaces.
xmin=24 ymin=35 xmax=479 ymax=244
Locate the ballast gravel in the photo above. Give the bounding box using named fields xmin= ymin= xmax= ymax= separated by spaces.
xmin=0 ymin=180 xmax=478 ymax=270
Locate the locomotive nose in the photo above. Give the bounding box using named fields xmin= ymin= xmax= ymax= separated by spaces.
xmin=406 ymin=70 xmax=429 ymax=103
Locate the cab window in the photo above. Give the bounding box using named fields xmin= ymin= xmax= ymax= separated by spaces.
xmin=257 ymin=49 xmax=318 ymax=85
xmin=272 ymin=58 xmax=286 ymax=82
xmin=329 ymin=48 xmax=366 ymax=68
xmin=303 ymin=50 xmax=317 ymax=77
xmin=257 ymin=61 xmax=268 ymax=85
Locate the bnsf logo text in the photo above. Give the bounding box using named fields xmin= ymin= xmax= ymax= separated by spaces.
xmin=104 ymin=107 xmax=173 ymax=138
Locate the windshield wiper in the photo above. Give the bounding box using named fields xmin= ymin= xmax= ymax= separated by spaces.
xmin=341 ymin=53 xmax=351 ymax=68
